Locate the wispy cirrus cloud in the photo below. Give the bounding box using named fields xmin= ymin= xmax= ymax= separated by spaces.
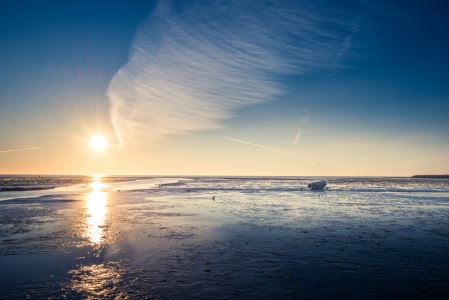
xmin=108 ymin=0 xmax=364 ymax=146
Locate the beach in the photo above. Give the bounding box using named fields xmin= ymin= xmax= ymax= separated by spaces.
xmin=1 ymin=176 xmax=449 ymax=299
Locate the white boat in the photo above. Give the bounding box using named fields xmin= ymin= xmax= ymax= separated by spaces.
xmin=308 ymin=180 xmax=326 ymax=190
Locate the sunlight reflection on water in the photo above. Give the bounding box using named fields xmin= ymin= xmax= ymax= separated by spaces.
xmin=68 ymin=262 xmax=126 ymax=298
xmin=85 ymin=179 xmax=108 ymax=244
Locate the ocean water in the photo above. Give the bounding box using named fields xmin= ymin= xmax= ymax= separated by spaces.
xmin=1 ymin=176 xmax=449 ymax=299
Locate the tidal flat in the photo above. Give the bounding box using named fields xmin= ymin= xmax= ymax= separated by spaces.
xmin=1 ymin=177 xmax=449 ymax=299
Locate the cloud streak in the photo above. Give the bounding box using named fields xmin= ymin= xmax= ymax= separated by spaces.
xmin=108 ymin=0 xmax=363 ymax=145
xmin=0 ymin=147 xmax=40 ymax=154
xmin=294 ymin=111 xmax=309 ymax=146
xmin=223 ymin=136 xmax=353 ymax=170
xmin=286 ymin=110 xmax=309 ymax=154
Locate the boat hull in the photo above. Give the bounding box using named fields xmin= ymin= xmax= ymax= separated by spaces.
xmin=308 ymin=180 xmax=326 ymax=190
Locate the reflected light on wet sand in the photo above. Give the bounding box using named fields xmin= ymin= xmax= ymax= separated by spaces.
xmin=68 ymin=262 xmax=127 ymax=297
xmin=85 ymin=179 xmax=108 ymax=244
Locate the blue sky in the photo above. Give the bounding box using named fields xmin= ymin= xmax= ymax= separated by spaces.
xmin=0 ymin=0 xmax=448 ymax=176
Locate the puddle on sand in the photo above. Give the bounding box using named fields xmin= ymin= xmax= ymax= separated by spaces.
xmin=1 ymin=177 xmax=449 ymax=299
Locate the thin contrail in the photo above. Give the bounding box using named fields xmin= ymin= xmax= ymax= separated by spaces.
xmin=223 ymin=137 xmax=353 ymax=170
xmin=0 ymin=147 xmax=40 ymax=153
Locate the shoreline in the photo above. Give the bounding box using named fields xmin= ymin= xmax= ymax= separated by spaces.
xmin=0 ymin=186 xmax=57 ymax=192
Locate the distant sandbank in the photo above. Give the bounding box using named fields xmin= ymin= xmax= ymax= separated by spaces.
xmin=412 ymin=175 xmax=449 ymax=179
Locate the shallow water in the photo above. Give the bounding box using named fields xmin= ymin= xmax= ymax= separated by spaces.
xmin=1 ymin=177 xmax=449 ymax=299
xmin=0 ymin=177 xmax=180 ymax=201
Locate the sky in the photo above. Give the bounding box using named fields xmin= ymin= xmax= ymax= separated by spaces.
xmin=0 ymin=0 xmax=448 ymax=176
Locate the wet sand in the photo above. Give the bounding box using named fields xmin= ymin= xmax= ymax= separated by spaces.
xmin=1 ymin=177 xmax=449 ymax=299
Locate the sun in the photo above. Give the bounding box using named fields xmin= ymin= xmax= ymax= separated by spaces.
xmin=90 ymin=136 xmax=106 ymax=151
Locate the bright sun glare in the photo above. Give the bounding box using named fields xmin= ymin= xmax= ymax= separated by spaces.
xmin=90 ymin=136 xmax=106 ymax=151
